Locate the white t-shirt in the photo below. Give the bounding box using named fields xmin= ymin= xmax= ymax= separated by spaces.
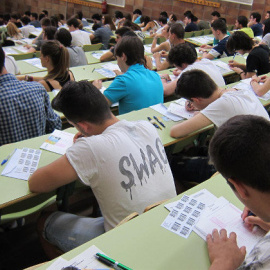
xmin=70 ymin=29 xmax=91 ymax=46
xmin=66 ymin=120 xmax=176 ymax=231
xmin=5 ymin=55 xmax=20 ymax=75
xmin=201 ymin=89 xmax=270 ymax=127
xmin=178 ymin=59 xmax=225 ymax=87
xmin=238 ymin=231 xmax=270 ymax=269
xmin=20 ymin=25 xmax=36 ymax=38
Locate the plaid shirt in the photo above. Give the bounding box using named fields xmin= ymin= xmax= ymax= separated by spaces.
xmin=0 ymin=73 xmax=62 ymax=146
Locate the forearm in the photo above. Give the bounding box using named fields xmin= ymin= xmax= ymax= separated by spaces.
xmin=151 ymin=37 xmax=158 ymax=52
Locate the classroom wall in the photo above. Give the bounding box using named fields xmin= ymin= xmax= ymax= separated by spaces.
xmin=0 ymin=0 xmax=269 ymax=25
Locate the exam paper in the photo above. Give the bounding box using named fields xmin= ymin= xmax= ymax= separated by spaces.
xmin=150 ymin=103 xmax=183 ymax=121
xmin=102 ymin=63 xmax=120 ymax=72
xmin=46 ymin=245 xmax=110 ymax=270
xmin=1 ymin=148 xmax=41 ymax=181
xmin=40 ymin=130 xmax=74 ymax=155
xmin=187 ymin=36 xmax=213 ymax=44
xmin=24 ymin=58 xmax=44 ymax=69
xmin=213 ymin=60 xmax=231 ymax=75
xmin=95 ymin=68 xmax=116 ymax=78
xmin=144 ymin=44 xmax=152 ymax=54
xmin=3 ymin=47 xmax=20 ymax=54
xmin=91 ymin=50 xmax=109 ymax=59
xmin=167 ymin=103 xmax=195 ymax=119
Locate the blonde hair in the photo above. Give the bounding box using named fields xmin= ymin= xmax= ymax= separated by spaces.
xmin=41 ymin=40 xmax=70 ymax=81
xmin=7 ymin=22 xmax=22 ymax=39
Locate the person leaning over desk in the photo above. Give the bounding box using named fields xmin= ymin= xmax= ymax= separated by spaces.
xmin=169 ymin=69 xmax=269 ymax=138
xmin=207 ymin=115 xmax=270 ymax=269
xmin=28 ymin=80 xmax=176 ymax=253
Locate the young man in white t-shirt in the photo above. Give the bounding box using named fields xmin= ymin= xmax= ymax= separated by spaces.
xmin=67 ymin=17 xmax=91 ymax=47
xmin=160 ymin=43 xmax=225 ymax=96
xmin=170 ymin=69 xmax=269 ymax=138
xmin=29 ymin=81 xmax=176 ymax=252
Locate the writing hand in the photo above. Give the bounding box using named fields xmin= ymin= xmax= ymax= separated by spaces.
xmin=92 ymin=79 xmax=102 ymax=90
xmin=207 ymin=229 xmax=246 ymax=270
xmin=73 ymin=132 xmax=84 ymax=143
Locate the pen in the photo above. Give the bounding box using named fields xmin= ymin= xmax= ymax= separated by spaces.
xmin=153 ymin=116 xmax=165 ymax=128
xmin=147 ymin=117 xmax=162 ymax=130
xmin=1 ymin=148 xmax=16 ymax=166
xmin=96 ymin=253 xmax=132 ymax=270
xmin=247 ymin=210 xmax=256 ymax=217
xmin=92 ymin=68 xmax=95 ymax=73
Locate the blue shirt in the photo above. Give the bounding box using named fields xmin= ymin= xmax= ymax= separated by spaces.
xmin=0 ymin=74 xmax=62 ymax=146
xmin=134 ymin=16 xmax=141 ymax=24
xmin=104 ymin=64 xmax=163 ymax=114
xmin=209 ymin=35 xmax=233 ymax=58
xmin=251 ymin=23 xmax=263 ymax=36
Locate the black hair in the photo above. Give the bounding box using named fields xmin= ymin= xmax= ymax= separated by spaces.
xmin=140 ymin=15 xmax=150 ymax=25
xmin=211 ymin=19 xmax=227 ymax=34
xmin=263 ymin=18 xmax=270 ymax=37
xmin=67 ymin=17 xmax=79 ymax=28
xmin=133 ymin=9 xmax=142 ymax=15
xmin=24 ymin=11 xmax=31 ymax=17
xmin=55 ymin=28 xmax=72 ymax=47
xmin=168 ymin=43 xmax=197 ymax=67
xmin=3 ymin=14 xmax=11 ymax=24
xmin=41 ymin=17 xmax=51 ymax=27
xmin=251 ymin=12 xmax=261 ymax=23
xmin=220 ymin=17 xmax=227 ymax=24
xmin=170 ymin=14 xmax=177 ymax=22
xmin=77 ymin=11 xmax=83 ymax=20
xmin=175 ymin=70 xmax=217 ymax=99
xmin=52 ymin=81 xmax=112 ymax=124
xmin=92 ymin=13 xmax=102 ymax=21
xmin=123 ymin=20 xmax=141 ymax=31
xmin=160 ymin=11 xmax=168 ymax=18
xmin=226 ymin=31 xmax=253 ymax=54
xmin=115 ymin=36 xmax=145 ymax=66
xmin=170 ymin=23 xmax=185 ymax=39
xmin=50 ymin=16 xmax=59 ymax=28
xmin=158 ymin=16 xmax=167 ymax=25
xmin=237 ymin=16 xmax=248 ymax=27
xmin=122 ymin=31 xmax=137 ymax=37
xmin=42 ymin=10 xmax=49 ymax=16
xmin=31 ymin=13 xmax=38 ymax=20
xmin=21 ymin=16 xmax=31 ymax=25
xmin=184 ymin=10 xmax=192 ymax=16
xmin=0 ymin=45 xmax=5 ymax=72
xmin=115 ymin=11 xmax=124 ymax=19
xmin=11 ymin=13 xmax=19 ymax=20
xmin=125 ymin=13 xmax=132 ymax=21
xmin=115 ymin=26 xmax=132 ymax=37
xmin=39 ymin=13 xmax=45 ymax=21
xmin=44 ymin=26 xmax=57 ymax=40
xmin=211 ymin=11 xmax=220 ymax=17
xmin=209 ymin=115 xmax=270 ymax=192
xmin=58 ymin=13 xmax=65 ymax=21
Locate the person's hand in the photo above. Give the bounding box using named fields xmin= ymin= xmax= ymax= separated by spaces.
xmin=185 ymin=101 xmax=196 ymax=111
xmin=24 ymin=44 xmax=31 ymax=49
xmin=173 ymin=68 xmax=181 ymax=76
xmin=113 ymin=70 xmax=122 ymax=76
xmin=160 ymin=74 xmax=171 ymax=81
xmin=230 ymin=67 xmax=244 ymax=75
xmin=200 ymin=44 xmax=211 ymax=49
xmin=160 ymin=50 xmax=168 ymax=58
xmin=242 ymin=207 xmax=270 ymax=232
xmin=153 ymin=52 xmax=161 ymax=59
xmin=228 ymin=60 xmax=240 ymax=68
xmin=92 ymin=79 xmax=102 ymax=89
xmin=259 ymin=75 xmax=267 ymax=83
xmin=73 ymin=132 xmax=84 ymax=143
xmin=207 ymin=229 xmax=246 ymax=270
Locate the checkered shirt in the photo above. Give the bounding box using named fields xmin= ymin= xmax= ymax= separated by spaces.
xmin=0 ymin=73 xmax=62 ymax=146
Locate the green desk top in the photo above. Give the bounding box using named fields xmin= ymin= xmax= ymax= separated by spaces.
xmin=85 ymin=50 xmax=107 ymax=65
xmin=17 ymin=60 xmax=46 ymax=74
xmin=185 ymin=34 xmax=214 ymax=46
xmin=37 ymin=173 xmax=243 ymax=270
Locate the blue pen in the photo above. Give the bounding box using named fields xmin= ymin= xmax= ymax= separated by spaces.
xmin=1 ymin=148 xmax=16 ymax=166
xmin=247 ymin=210 xmax=256 ymax=217
xmin=153 ymin=116 xmax=165 ymax=128
xmin=147 ymin=117 xmax=162 ymax=130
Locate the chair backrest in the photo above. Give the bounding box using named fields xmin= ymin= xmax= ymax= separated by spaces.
xmin=83 ymin=43 xmax=103 ymax=52
xmin=9 ymin=52 xmax=35 ymax=61
xmin=116 ymin=212 xmax=139 ymax=227
xmin=144 ymin=199 xmax=169 ymax=212
xmin=227 ymin=25 xmax=234 ymax=31
xmin=35 ymin=51 xmax=41 ymax=58
xmin=203 ymin=29 xmax=212 ymax=35
xmin=184 ymin=32 xmax=194 ymax=38
xmin=193 ymin=30 xmax=204 ymax=37
xmin=144 ymin=37 xmax=154 ymax=45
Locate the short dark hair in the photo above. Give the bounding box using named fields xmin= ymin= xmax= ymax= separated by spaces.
xmin=67 ymin=17 xmax=79 ymax=28
xmin=24 ymin=11 xmax=31 ymax=17
xmin=0 ymin=45 xmax=5 ymax=72
xmin=237 ymin=16 xmax=248 ymax=27
xmin=220 ymin=17 xmax=227 ymax=24
xmin=44 ymin=26 xmax=57 ymax=40
xmin=133 ymin=9 xmax=142 ymax=15
xmin=211 ymin=19 xmax=227 ymax=34
xmin=115 ymin=26 xmax=132 ymax=37
xmin=58 ymin=13 xmax=65 ymax=21
xmin=263 ymin=18 xmax=270 ymax=37
xmin=21 ymin=16 xmax=31 ymax=25
xmin=211 ymin=11 xmax=220 ymax=17
xmin=55 ymin=28 xmax=72 ymax=47
xmin=140 ymin=15 xmax=150 ymax=25
xmin=39 ymin=13 xmax=45 ymax=21
xmin=122 ymin=31 xmax=137 ymax=37
xmin=11 ymin=13 xmax=19 ymax=20
xmin=160 ymin=11 xmax=168 ymax=18
xmin=115 ymin=11 xmax=123 ymax=19
xmin=170 ymin=14 xmax=177 ymax=21
xmin=209 ymin=115 xmax=270 ymax=192
xmin=168 ymin=43 xmax=197 ymax=67
xmin=42 ymin=10 xmax=48 ymax=16
xmin=170 ymin=23 xmax=185 ymax=39
xmin=52 ymin=81 xmax=112 ymax=124
xmin=77 ymin=11 xmax=83 ymax=20
xmin=31 ymin=13 xmax=38 ymax=20
xmin=115 ymin=36 xmax=145 ymax=67
xmin=175 ymin=70 xmax=217 ymax=99
xmin=124 ymin=13 xmax=132 ymax=21
xmin=251 ymin=12 xmax=261 ymax=23
xmin=184 ymin=10 xmax=192 ymax=17
xmin=158 ymin=16 xmax=167 ymax=25
xmin=226 ymin=31 xmax=253 ymax=54
xmin=41 ymin=17 xmax=51 ymax=27
xmin=50 ymin=15 xmax=59 ymax=27
xmin=92 ymin=13 xmax=102 ymax=21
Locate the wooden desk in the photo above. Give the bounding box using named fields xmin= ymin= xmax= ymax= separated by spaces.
xmin=37 ymin=173 xmax=243 ymax=270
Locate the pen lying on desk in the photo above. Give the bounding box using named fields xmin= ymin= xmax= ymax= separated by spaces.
xmin=96 ymin=253 xmax=132 ymax=270
xmin=1 ymin=148 xmax=16 ymax=166
xmin=153 ymin=116 xmax=165 ymax=128
xmin=147 ymin=117 xmax=162 ymax=130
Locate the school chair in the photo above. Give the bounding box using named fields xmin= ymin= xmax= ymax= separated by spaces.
xmin=24 ymin=262 xmax=48 ymax=270
xmin=9 ymin=52 xmax=34 ymax=61
xmin=144 ymin=37 xmax=154 ymax=45
xmin=35 ymin=51 xmax=41 ymax=58
xmin=193 ymin=30 xmax=204 ymax=37
xmin=158 ymin=37 xmax=166 ymax=43
xmin=83 ymin=43 xmax=103 ymax=52
xmin=203 ymin=29 xmax=212 ymax=35
xmin=143 ymin=199 xmax=169 ymax=212
xmin=227 ymin=25 xmax=235 ymax=31
xmin=184 ymin=32 xmax=194 ymax=38
xmin=116 ymin=212 xmax=139 ymax=227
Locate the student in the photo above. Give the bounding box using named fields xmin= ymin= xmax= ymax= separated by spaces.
xmin=55 ymin=28 xmax=88 ymax=67
xmin=248 ymin=12 xmax=263 ymax=36
xmin=0 ymin=45 xmax=61 ymax=146
xmin=211 ymin=11 xmax=220 ymax=23
xmin=235 ymin=16 xmax=254 ymax=38
xmin=265 ymin=11 xmax=270 ymax=20
xmin=20 ymin=16 xmax=36 ymax=38
xmin=91 ymin=13 xmax=102 ymax=31
xmin=67 ymin=17 xmax=91 ymax=46
xmin=184 ymin=14 xmax=198 ymax=32
xmin=100 ymin=26 xmax=131 ymax=62
xmin=114 ymin=10 xmax=124 ymax=28
xmin=95 ymin=36 xmax=164 ymax=114
xmin=261 ymin=18 xmax=270 ymax=48
xmin=29 ymin=80 xmax=176 ymax=253
xmin=6 ymin=22 xmax=23 ymax=40
xmin=227 ymin=31 xmax=270 ymax=79
xmin=170 ymin=69 xmax=269 ymax=138
xmin=151 ymin=23 xmax=170 ymax=53
xmin=132 ymin=9 xmax=142 ymax=24
xmin=10 ymin=13 xmax=22 ymax=28
xmin=41 ymin=10 xmax=49 ymax=18
xmin=141 ymin=17 xmax=160 ymax=32
xmin=102 ymin=14 xmax=116 ymax=31
xmin=154 ymin=16 xmax=167 ymax=35
xmin=32 ymin=17 xmax=51 ymax=47
xmin=202 ymin=19 xmax=233 ymax=59
xmin=161 ymin=43 xmax=225 ymax=96
xmin=77 ymin=11 xmax=88 ymax=27
xmin=5 ymin=53 xmax=20 ymax=75
xmin=250 ymin=75 xmax=270 ymax=97
xmin=30 ymin=13 xmax=41 ymax=28
xmin=18 ymin=41 xmax=74 ymax=91
xmin=207 ymin=115 xmax=270 ymax=269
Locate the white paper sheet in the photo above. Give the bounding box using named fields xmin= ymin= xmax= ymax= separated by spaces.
xmin=213 ymin=60 xmax=231 ymax=75
xmin=24 ymin=58 xmax=44 ymax=69
xmin=167 ymin=103 xmax=195 ymax=119
xmin=91 ymin=50 xmax=109 ymax=59
xmin=3 ymin=47 xmax=20 ymax=54
xmin=150 ymin=103 xmax=183 ymax=121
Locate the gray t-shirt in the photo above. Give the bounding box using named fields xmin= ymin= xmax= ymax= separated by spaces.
xmin=262 ymin=33 xmax=270 ymax=48
xmin=67 ymin=46 xmax=88 ymax=67
xmin=94 ymin=27 xmax=113 ymax=49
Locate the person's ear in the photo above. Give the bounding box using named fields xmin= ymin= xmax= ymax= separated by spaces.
xmin=76 ymin=121 xmax=93 ymax=135
xmin=121 ymin=52 xmax=127 ymax=62
xmin=228 ymin=178 xmax=250 ymax=199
